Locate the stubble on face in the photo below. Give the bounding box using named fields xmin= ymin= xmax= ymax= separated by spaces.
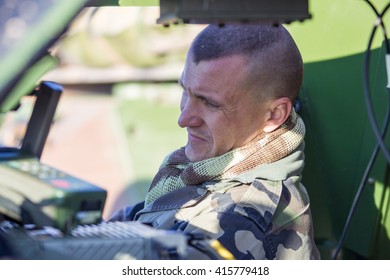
xmin=179 ymin=55 xmax=267 ymax=162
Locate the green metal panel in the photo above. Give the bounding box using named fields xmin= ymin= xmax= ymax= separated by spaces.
xmin=288 ymin=0 xmax=390 ymax=259
xmin=288 ymin=0 xmax=390 ymax=62
xmin=372 ymin=172 xmax=390 ymax=259
xmin=300 ymin=48 xmax=390 ymax=259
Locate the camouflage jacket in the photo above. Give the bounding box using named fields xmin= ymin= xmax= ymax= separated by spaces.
xmin=110 ymin=145 xmax=320 ymax=260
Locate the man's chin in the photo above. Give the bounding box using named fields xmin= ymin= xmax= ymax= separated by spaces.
xmin=185 ymin=146 xmax=208 ymax=162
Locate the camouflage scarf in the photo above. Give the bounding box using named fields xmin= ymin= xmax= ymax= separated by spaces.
xmin=145 ymin=110 xmax=305 ymax=206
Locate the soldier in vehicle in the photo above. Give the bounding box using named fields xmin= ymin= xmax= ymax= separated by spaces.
xmin=110 ymin=23 xmax=320 ymax=260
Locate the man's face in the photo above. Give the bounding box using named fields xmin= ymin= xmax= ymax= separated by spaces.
xmin=178 ymin=54 xmax=270 ymax=162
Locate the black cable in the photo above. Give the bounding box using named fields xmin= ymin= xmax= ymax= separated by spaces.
xmin=365 ymin=1 xmax=390 ymax=53
xmin=331 ymin=0 xmax=390 ymax=259
xmin=363 ymin=5 xmax=390 ymax=165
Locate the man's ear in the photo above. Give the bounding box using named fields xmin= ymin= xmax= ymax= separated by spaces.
xmin=263 ymin=97 xmax=292 ymax=133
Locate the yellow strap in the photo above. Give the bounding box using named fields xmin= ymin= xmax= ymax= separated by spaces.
xmin=210 ymin=240 xmax=235 ymax=260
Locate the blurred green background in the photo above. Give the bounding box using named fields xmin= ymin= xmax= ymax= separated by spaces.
xmin=2 ymin=0 xmax=390 ymax=259
xmin=111 ymin=82 xmax=186 ymax=205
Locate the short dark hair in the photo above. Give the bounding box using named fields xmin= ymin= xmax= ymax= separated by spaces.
xmin=189 ymin=24 xmax=303 ymax=101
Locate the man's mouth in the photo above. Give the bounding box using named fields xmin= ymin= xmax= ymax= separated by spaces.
xmin=187 ymin=131 xmax=206 ymax=142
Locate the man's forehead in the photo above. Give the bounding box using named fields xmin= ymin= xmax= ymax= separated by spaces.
xmin=179 ymin=73 xmax=221 ymax=99
xmin=180 ymin=55 xmax=248 ymax=88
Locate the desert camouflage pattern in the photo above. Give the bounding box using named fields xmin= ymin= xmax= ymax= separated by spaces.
xmin=111 ymin=143 xmax=320 ymax=260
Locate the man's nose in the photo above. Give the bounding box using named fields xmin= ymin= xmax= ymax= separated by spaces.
xmin=178 ymin=99 xmax=201 ymax=128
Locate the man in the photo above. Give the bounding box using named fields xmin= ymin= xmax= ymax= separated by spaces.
xmin=110 ymin=24 xmax=320 ymax=260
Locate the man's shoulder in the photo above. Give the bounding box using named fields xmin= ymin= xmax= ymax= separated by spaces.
xmin=205 ymin=179 xmax=283 ymax=229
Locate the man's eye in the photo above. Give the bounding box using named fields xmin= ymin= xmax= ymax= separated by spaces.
xmin=198 ymin=97 xmax=219 ymax=108
xmin=203 ymin=99 xmax=220 ymax=109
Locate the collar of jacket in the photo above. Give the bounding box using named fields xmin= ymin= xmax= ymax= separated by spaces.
xmin=231 ymin=142 xmax=305 ymax=184
xmin=139 ymin=143 xmax=304 ymax=213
